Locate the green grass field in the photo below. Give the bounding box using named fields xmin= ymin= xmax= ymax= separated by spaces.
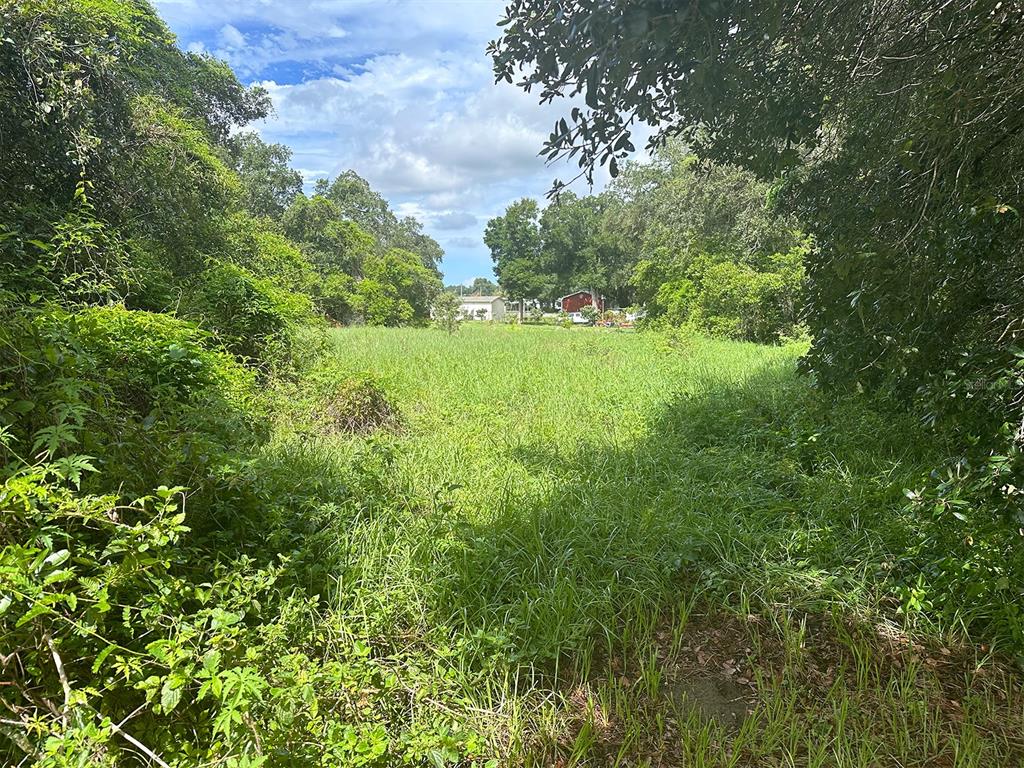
xmin=283 ymin=323 xmax=1023 ymax=766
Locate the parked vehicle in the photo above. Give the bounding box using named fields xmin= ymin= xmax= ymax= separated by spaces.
xmin=568 ymin=312 xmax=591 ymax=325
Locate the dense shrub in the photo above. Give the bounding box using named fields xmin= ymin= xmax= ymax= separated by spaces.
xmin=353 ymin=248 xmax=442 ymax=326
xmin=0 ymin=305 xmax=263 ymax=502
xmin=320 ymin=373 xmax=403 ymax=435
xmin=184 ymin=263 xmax=317 ymax=369
xmin=0 ymin=191 xmax=139 ymax=307
xmin=316 ymin=272 xmax=358 ymax=324
xmin=0 ymin=458 xmax=319 ymax=767
xmin=491 ymin=0 xmax=1024 ymax=523
xmin=218 ymin=213 xmax=317 ymax=293
xmin=634 ymin=246 xmax=805 ymax=343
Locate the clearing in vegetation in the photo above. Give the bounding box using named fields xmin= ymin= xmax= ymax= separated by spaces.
xmin=300 ymin=323 xmax=1023 ymax=766
xmin=3 ymin=2 xmax=1023 ymax=764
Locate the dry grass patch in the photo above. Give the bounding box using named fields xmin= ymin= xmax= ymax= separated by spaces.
xmin=532 ymin=610 xmax=1024 ymax=767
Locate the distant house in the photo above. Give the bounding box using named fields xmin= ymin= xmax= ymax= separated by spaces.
xmin=458 ymin=295 xmax=506 ymax=321
xmin=556 ymin=290 xmax=604 ymax=314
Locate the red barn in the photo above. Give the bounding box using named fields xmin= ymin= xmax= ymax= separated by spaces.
xmin=557 ymin=290 xmax=604 ymax=314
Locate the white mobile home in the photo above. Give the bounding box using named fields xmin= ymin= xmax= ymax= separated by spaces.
xmin=458 ymin=295 xmax=506 ymax=321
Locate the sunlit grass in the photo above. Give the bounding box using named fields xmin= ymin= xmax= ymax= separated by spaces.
xmin=290 ymin=323 xmax=1023 ymax=766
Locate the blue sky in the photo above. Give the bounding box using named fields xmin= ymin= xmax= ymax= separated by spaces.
xmin=153 ymin=0 xmax=617 ymax=284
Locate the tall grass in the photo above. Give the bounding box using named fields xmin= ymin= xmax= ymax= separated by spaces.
xmin=276 ymin=323 xmax=1023 ymax=765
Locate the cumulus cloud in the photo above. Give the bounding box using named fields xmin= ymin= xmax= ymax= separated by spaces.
xmin=218 ymin=24 xmax=246 ymax=49
xmin=153 ymin=0 xmax=635 ymax=282
xmin=434 ymin=212 xmax=477 ymax=230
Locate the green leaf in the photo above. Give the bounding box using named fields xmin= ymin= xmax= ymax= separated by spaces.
xmin=161 ymin=680 xmax=182 ymax=713
xmin=202 ymin=649 xmax=221 ymax=674
xmin=43 ymin=568 xmax=75 ymax=585
xmin=92 ymin=644 xmax=116 ymax=674
xmin=146 ymin=639 xmax=172 ymax=662
xmin=16 ymin=601 xmax=53 ymax=627
xmin=44 ymin=549 xmax=70 ymax=568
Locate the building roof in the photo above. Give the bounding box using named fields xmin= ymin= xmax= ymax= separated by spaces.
xmin=458 ymin=295 xmax=503 ymax=303
xmin=557 ymin=290 xmax=600 ymax=300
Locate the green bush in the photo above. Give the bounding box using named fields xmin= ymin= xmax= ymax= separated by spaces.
xmin=0 ymin=305 xmax=263 ymax=505
xmin=219 ymin=213 xmax=318 ymax=294
xmin=184 ymin=262 xmax=317 ymax=369
xmin=353 ymin=278 xmax=414 ymax=326
xmin=0 ymin=458 xmax=300 ymax=767
xmin=0 ymin=189 xmax=139 ymax=307
xmin=635 ymin=246 xmax=805 ymax=343
xmin=432 ymin=291 xmax=463 ymax=334
xmin=353 ymin=248 xmax=441 ymax=326
xmin=316 ymin=272 xmax=357 ymax=324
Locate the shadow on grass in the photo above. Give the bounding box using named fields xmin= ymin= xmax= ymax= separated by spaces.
xmin=416 ymin=357 xmax=1024 ymax=765
xmin=431 ymin=355 xmax=958 ymax=669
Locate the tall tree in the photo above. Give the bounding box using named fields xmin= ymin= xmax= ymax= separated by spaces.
xmin=538 ymin=191 xmax=596 ymax=297
xmin=282 ymin=194 xmax=375 ymax=277
xmin=469 ymin=276 xmax=499 ymax=295
xmin=608 ymin=141 xmax=799 ymax=263
xmin=325 ymin=171 xmax=397 ymax=244
xmin=484 ymin=199 xmax=548 ymax=310
xmin=393 ymin=216 xmax=444 ymax=276
xmin=225 ymin=132 xmax=303 ymax=219
xmin=539 ymin=191 xmax=631 ymax=304
xmin=355 ymin=247 xmax=442 ymax=326
xmin=0 ymin=0 xmax=270 ymax=303
xmin=323 ymin=170 xmax=443 ymax=275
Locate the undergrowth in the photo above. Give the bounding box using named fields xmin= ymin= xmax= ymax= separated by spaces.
xmin=3 ymin=322 xmax=1023 ymax=766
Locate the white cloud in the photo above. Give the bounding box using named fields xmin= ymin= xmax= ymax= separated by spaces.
xmin=218 ymin=24 xmax=246 ymax=49
xmin=434 ymin=212 xmax=477 ymax=230
xmin=153 ymin=0 xmax=641 ymax=282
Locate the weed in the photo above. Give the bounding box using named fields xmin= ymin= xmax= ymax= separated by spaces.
xmin=320 ymin=373 xmax=403 ymax=435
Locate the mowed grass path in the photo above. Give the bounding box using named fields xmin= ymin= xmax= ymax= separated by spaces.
xmin=320 ymin=324 xmax=1023 ymax=767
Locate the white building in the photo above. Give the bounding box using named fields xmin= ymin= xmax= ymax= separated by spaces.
xmin=458 ymin=295 xmax=506 ymax=321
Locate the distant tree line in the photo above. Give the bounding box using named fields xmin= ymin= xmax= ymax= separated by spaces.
xmin=485 ymin=139 xmax=806 ymax=343
xmin=444 ymin=276 xmax=499 ymax=296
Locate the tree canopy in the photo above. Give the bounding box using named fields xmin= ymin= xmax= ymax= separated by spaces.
xmin=484 ymin=198 xmax=547 ymax=301
xmin=484 ymin=140 xmax=806 ymax=342
xmin=320 ymin=170 xmax=444 ymax=276
xmin=225 ymin=132 xmax=304 ymax=219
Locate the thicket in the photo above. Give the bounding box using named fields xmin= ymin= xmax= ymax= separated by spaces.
xmin=0 ymin=1 xmax=448 ymax=763
xmin=492 ymin=0 xmax=1023 ymax=618
xmin=4 ymin=0 xmax=1023 ymax=763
